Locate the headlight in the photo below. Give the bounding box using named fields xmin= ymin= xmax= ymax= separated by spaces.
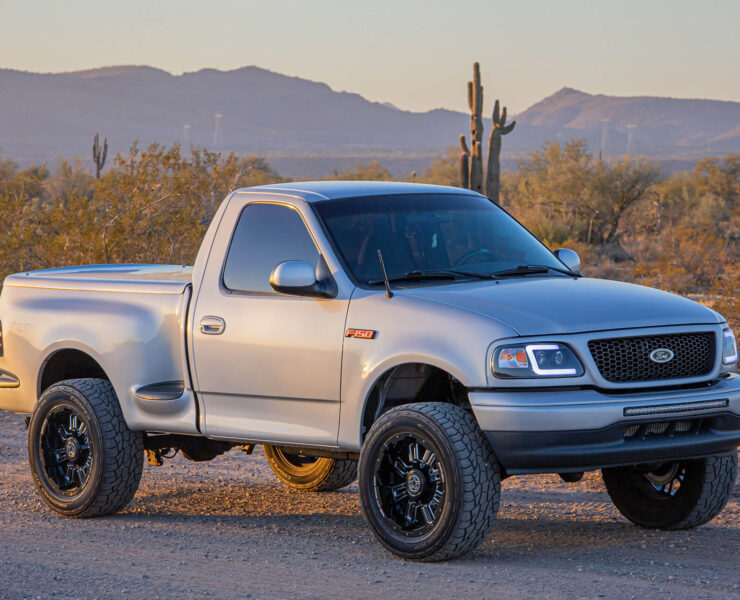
xmin=723 ymin=329 xmax=738 ymax=365
xmin=492 ymin=343 xmax=584 ymax=378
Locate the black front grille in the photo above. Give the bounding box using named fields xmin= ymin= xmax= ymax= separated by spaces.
xmin=588 ymin=332 xmax=715 ymax=383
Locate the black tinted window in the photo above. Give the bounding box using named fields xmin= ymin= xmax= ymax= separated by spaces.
xmin=223 ymin=203 xmax=319 ymax=293
xmin=315 ymin=193 xmax=562 ymax=285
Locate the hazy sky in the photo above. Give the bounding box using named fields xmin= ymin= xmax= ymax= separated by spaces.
xmin=1 ymin=0 xmax=738 ymax=114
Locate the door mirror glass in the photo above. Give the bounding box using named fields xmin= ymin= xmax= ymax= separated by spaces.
xmin=554 ymin=248 xmax=581 ymax=273
xmin=270 ymin=261 xmax=324 ymax=297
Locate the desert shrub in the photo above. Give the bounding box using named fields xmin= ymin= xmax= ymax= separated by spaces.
xmin=0 ymin=143 xmax=284 ymax=276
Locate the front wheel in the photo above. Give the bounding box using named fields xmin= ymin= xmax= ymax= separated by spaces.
xmin=263 ymin=445 xmax=357 ymax=492
xmin=358 ymin=403 xmax=501 ymax=561
xmin=602 ymin=454 xmax=737 ymax=530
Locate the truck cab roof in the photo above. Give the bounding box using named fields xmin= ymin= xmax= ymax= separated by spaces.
xmin=239 ymin=181 xmax=483 ymax=202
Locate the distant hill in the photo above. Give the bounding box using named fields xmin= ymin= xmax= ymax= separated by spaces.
xmin=0 ymin=66 xmax=738 ymax=177
xmin=514 ymin=87 xmax=740 ymax=157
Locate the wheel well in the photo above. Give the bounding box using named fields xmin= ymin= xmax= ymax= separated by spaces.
xmin=361 ymin=363 xmax=469 ymax=441
xmin=39 ymin=349 xmax=108 ymax=396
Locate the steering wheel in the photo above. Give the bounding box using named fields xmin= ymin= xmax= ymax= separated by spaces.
xmin=453 ymin=248 xmax=494 ymax=267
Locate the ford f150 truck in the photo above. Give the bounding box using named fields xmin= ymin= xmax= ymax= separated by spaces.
xmin=0 ymin=181 xmax=738 ymax=561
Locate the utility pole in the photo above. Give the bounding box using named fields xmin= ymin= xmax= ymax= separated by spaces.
xmin=213 ymin=113 xmax=223 ymax=148
xmin=626 ymin=124 xmax=636 ymax=154
xmin=600 ymin=118 xmax=611 ymax=159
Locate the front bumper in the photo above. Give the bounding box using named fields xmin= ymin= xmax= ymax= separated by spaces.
xmin=470 ymin=374 xmax=740 ymax=474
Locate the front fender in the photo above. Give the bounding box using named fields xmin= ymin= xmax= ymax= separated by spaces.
xmin=337 ymin=289 xmax=516 ymax=450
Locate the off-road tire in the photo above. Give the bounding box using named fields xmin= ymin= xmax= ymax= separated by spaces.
xmin=28 ymin=378 xmax=144 ymax=518
xmin=263 ymin=445 xmax=357 ymax=492
xmin=358 ymin=402 xmax=500 ymax=561
xmin=602 ymin=453 xmax=737 ymax=530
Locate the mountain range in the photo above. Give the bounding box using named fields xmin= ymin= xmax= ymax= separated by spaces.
xmin=1 ymin=66 xmax=738 ymax=177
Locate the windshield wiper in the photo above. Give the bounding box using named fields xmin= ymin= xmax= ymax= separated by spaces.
xmin=491 ymin=264 xmax=581 ymax=278
xmin=368 ymin=269 xmax=494 ymax=286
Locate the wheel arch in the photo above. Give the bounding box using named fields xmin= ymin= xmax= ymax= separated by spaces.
xmin=359 ymin=361 xmax=470 ymax=443
xmin=38 ymin=346 xmax=109 ymax=398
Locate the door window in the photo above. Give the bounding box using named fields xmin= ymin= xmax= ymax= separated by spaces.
xmin=223 ymin=203 xmax=320 ymax=293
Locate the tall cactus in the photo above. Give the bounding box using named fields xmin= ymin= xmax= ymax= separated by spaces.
xmin=486 ymin=100 xmax=516 ymax=205
xmin=466 ymin=63 xmax=484 ymax=194
xmin=459 ymin=135 xmax=470 ymax=189
xmin=458 ymin=63 xmax=516 ymax=204
xmin=92 ymin=132 xmax=108 ymax=179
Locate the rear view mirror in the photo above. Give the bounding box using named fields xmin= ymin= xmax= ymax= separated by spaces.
xmin=554 ymin=248 xmax=581 ymax=273
xmin=270 ymin=260 xmax=337 ymax=298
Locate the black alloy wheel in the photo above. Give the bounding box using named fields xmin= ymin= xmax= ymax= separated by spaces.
xmin=38 ymin=405 xmax=94 ymax=495
xmin=373 ymin=433 xmax=446 ymax=536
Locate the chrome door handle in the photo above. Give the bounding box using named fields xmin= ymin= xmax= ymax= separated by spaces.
xmin=200 ymin=316 xmax=225 ymax=335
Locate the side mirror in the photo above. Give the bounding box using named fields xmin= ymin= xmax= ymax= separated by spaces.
xmin=554 ymin=248 xmax=581 ymax=273
xmin=269 ymin=260 xmax=337 ymax=298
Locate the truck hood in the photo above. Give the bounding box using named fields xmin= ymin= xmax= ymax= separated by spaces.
xmin=406 ymin=277 xmax=722 ymax=336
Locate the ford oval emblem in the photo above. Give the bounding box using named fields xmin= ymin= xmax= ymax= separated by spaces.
xmin=649 ymin=348 xmax=674 ymax=363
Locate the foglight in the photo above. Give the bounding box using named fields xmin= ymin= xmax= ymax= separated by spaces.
xmin=723 ymin=329 xmax=738 ymax=365
xmin=493 ymin=343 xmax=583 ymax=378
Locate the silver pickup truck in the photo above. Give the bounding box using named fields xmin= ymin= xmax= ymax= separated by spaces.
xmin=0 ymin=181 xmax=738 ymax=561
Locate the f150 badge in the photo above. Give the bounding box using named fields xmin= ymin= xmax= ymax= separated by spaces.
xmin=345 ymin=328 xmax=376 ymax=339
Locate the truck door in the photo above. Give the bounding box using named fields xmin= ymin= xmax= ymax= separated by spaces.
xmin=190 ymin=201 xmax=349 ymax=446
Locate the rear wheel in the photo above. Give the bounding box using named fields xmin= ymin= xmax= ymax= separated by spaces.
xmin=602 ymin=454 xmax=737 ymax=530
xmin=28 ymin=378 xmax=144 ymax=518
xmin=263 ymin=445 xmax=357 ymax=492
xmin=358 ymin=403 xmax=500 ymax=561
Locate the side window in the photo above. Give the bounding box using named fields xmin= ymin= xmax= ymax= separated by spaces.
xmin=223 ymin=203 xmax=320 ymax=293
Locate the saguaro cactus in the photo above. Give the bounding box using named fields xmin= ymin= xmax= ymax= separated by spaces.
xmin=459 ymin=135 xmax=470 ymax=189
xmin=458 ymin=63 xmax=516 ymax=204
xmin=92 ymin=133 xmax=108 ymax=178
xmin=486 ymin=100 xmax=516 ymax=205
xmin=466 ymin=63 xmax=484 ymax=194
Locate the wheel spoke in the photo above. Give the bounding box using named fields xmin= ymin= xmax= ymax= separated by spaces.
xmin=64 ymin=463 xmax=75 ymax=484
xmin=53 ymin=448 xmax=68 ymax=463
xmin=391 ymin=483 xmax=408 ymax=501
xmin=405 ymin=501 xmax=419 ymax=524
xmin=408 ymin=443 xmax=420 ymax=464
xmin=392 ymin=458 xmax=411 ymax=477
xmin=421 ymin=449 xmax=435 ymax=466
xmin=420 ymin=504 xmax=434 ymax=525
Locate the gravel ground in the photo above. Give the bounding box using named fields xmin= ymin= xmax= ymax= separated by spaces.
xmin=1 ymin=410 xmax=738 ymax=600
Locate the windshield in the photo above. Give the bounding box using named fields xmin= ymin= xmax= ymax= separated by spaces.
xmin=314 ymin=193 xmax=566 ymax=286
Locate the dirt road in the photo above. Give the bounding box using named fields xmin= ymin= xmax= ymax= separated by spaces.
xmin=1 ymin=410 xmax=738 ymax=600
